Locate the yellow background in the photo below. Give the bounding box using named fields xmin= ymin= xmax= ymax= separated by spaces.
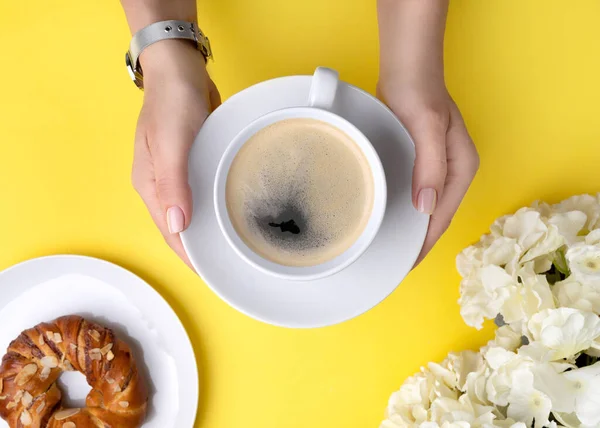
xmin=1 ymin=1 xmax=600 ymax=427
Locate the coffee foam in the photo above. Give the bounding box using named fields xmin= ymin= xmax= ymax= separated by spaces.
xmin=226 ymin=118 xmax=374 ymax=267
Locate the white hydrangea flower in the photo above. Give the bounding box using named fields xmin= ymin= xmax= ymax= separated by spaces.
xmin=566 ymin=243 xmax=600 ymax=284
xmin=384 ymin=195 xmax=600 ymax=428
xmin=548 ymin=194 xmax=600 ymax=231
xmin=563 ymin=362 xmax=600 ymax=426
xmin=529 ymin=362 xmax=575 ymax=414
xmin=506 ymin=369 xmax=552 ymax=428
xmin=548 ymin=211 xmax=588 ymax=245
xmin=520 ymin=224 xmax=565 ymax=264
xmin=482 ymin=237 xmax=519 ymax=272
xmin=500 ymin=273 xmax=555 ymax=326
xmin=380 ymin=413 xmax=411 ymax=428
xmin=532 ymin=361 xmax=600 ymax=427
xmin=551 ymin=412 xmax=584 ymax=428
xmin=463 ymin=365 xmax=490 ymax=407
xmin=459 ymin=265 xmax=514 ymax=330
xmin=486 ymin=208 xmax=561 ymax=272
xmin=535 ymin=194 xmax=600 ymax=231
xmin=430 ymin=394 xmax=496 ymax=426
xmin=484 ymin=348 xmax=534 ymax=406
xmin=486 ymin=325 xmax=523 ymax=352
xmin=501 ymin=209 xmax=547 ymax=251
xmin=458 ymin=209 xmax=565 ymax=329
xmin=553 ymin=277 xmax=600 ymax=315
xmin=502 ymin=209 xmax=565 ymax=262
xmin=428 ymin=351 xmax=485 ymax=394
xmin=457 ymin=242 xmax=487 ymax=278
xmin=385 ymin=372 xmax=433 ymax=426
xmin=520 ymin=308 xmax=600 ymax=362
xmin=585 ymin=228 xmax=600 ymax=245
xmin=383 ymin=352 xmax=492 ymax=428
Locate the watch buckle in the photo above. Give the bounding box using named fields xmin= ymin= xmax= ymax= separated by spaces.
xmin=125 ymin=52 xmax=144 ymax=90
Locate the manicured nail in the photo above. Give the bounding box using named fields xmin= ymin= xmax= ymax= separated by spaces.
xmin=417 ymin=188 xmax=437 ymax=215
xmin=167 ymin=206 xmax=185 ymax=234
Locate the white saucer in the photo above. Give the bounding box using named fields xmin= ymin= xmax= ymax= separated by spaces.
xmin=182 ymin=75 xmax=429 ymax=328
xmin=0 ymin=256 xmax=198 ymax=428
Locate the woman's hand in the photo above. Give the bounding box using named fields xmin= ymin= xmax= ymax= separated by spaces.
xmin=377 ymin=76 xmax=479 ymax=265
xmin=377 ymin=0 xmax=479 ymax=265
xmin=131 ymin=40 xmax=221 ymax=268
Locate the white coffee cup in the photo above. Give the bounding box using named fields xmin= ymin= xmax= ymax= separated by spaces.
xmin=214 ymin=67 xmax=387 ymax=281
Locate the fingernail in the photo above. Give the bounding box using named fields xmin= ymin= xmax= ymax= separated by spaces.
xmin=417 ymin=188 xmax=437 ymax=215
xmin=167 ymin=206 xmax=185 ymax=234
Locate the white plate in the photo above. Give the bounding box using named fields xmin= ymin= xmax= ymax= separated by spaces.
xmin=182 ymin=75 xmax=429 ymax=328
xmin=0 ymin=255 xmax=198 ymax=428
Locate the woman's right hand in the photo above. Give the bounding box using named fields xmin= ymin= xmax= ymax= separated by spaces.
xmin=131 ymin=40 xmax=221 ymax=268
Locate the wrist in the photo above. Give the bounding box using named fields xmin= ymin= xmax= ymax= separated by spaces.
xmin=379 ymin=59 xmax=445 ymax=90
xmin=139 ymin=39 xmax=207 ymax=89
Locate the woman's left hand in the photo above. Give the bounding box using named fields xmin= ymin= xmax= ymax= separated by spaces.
xmin=377 ymin=76 xmax=479 ymax=265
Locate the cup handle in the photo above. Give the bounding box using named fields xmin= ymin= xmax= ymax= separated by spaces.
xmin=308 ymin=67 xmax=339 ymax=110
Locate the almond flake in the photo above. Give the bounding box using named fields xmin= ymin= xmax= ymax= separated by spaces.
xmin=113 ymin=384 xmax=121 ymax=393
xmin=63 ymin=423 xmax=76 ymax=428
xmin=20 ymin=409 xmax=32 ymax=425
xmin=15 ymin=364 xmax=38 ymax=386
xmin=38 ymin=334 xmax=45 ymax=346
xmin=41 ymin=356 xmax=58 ymax=369
xmin=0 ymin=395 xmax=6 ymax=400
xmin=89 ymin=348 xmax=102 ymax=361
xmin=40 ymin=366 xmax=51 ymax=381
xmin=46 ymin=332 xmax=53 ymax=341
xmin=21 ymin=391 xmax=33 ymax=407
xmin=105 ymin=377 xmax=114 ymax=384
xmin=54 ymin=408 xmax=80 ymax=420
xmin=118 ymin=401 xmax=129 ymax=408
xmin=106 ymin=351 xmax=114 ymax=361
xmin=88 ymin=330 xmax=101 ymax=342
xmin=53 ymin=333 xmax=63 ymax=343
xmin=6 ymin=401 xmax=16 ymax=409
xmin=14 ymin=390 xmax=24 ymax=401
xmin=100 ymin=343 xmax=113 ymax=355
xmin=36 ymin=400 xmax=45 ymax=414
xmin=63 ymin=360 xmax=74 ymax=371
xmin=69 ymin=343 xmax=77 ymax=351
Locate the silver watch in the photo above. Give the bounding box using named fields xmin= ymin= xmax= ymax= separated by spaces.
xmin=125 ymin=20 xmax=213 ymax=90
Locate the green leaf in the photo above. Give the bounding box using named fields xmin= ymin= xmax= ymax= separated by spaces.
xmin=553 ymin=247 xmax=571 ymax=276
xmin=577 ymin=227 xmax=590 ymax=237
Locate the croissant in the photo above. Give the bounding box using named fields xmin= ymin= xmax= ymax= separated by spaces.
xmin=0 ymin=315 xmax=147 ymax=428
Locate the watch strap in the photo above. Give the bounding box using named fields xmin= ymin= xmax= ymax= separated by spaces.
xmin=126 ymin=20 xmax=212 ymax=89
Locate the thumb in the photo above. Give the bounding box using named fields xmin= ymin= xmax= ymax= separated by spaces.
xmin=410 ymin=117 xmax=448 ymax=215
xmin=155 ymin=148 xmax=193 ymax=235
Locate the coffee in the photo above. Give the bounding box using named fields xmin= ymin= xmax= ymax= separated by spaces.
xmin=225 ymin=118 xmax=374 ymax=267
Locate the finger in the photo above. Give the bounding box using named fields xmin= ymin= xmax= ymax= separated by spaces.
xmin=149 ymin=124 xmax=198 ymax=235
xmin=208 ymin=78 xmax=222 ymax=112
xmin=132 ymin=137 xmax=195 ymax=270
xmin=141 ymin=183 xmax=195 ymax=270
xmin=415 ymin=110 xmax=479 ymax=265
xmin=409 ymin=110 xmax=449 ymax=215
